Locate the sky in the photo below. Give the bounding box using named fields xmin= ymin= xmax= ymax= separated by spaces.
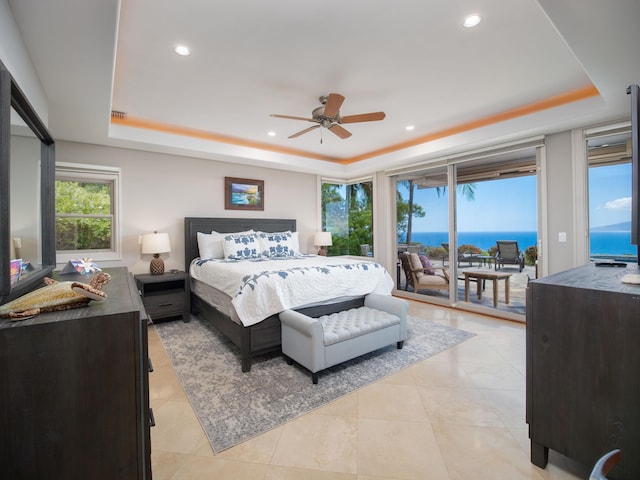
xmin=399 ymin=162 xmax=632 ymax=233
xmin=588 ymin=163 xmax=632 ymax=228
xmin=401 ymin=175 xmax=538 ymax=232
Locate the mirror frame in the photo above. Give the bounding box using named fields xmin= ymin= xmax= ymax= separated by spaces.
xmin=0 ymin=60 xmax=56 ymax=305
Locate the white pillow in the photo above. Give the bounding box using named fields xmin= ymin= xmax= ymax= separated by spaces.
xmin=258 ymin=231 xmax=297 ymax=258
xmin=197 ymin=231 xmax=225 ymax=259
xmin=223 ymin=233 xmax=262 ymax=260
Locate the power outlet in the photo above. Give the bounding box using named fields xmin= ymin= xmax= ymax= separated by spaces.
xmin=558 ymin=232 xmax=567 ymax=243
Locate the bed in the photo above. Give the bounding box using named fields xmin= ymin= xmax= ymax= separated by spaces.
xmin=184 ymin=217 xmax=394 ymax=372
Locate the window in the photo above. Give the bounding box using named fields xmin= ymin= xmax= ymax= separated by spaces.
xmin=55 ymin=163 xmax=121 ymax=262
xmin=321 ymin=178 xmax=373 ymax=256
xmin=587 ymin=130 xmax=636 ymax=261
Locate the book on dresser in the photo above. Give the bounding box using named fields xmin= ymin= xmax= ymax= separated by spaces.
xmin=0 ymin=267 xmax=152 ymax=480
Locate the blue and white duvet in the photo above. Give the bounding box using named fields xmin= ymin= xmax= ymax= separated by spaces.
xmin=190 ymin=255 xmax=394 ymax=327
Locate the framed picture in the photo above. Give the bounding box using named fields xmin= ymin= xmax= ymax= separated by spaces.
xmin=225 ymin=177 xmax=264 ymax=211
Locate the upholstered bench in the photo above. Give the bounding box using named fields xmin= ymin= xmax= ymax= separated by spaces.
xmin=279 ymin=293 xmax=408 ymax=383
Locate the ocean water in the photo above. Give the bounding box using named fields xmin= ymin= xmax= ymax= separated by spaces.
xmin=409 ymin=231 xmax=637 ymax=257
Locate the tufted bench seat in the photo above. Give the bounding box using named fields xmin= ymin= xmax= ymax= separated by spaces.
xmin=279 ymin=293 xmax=408 ymax=383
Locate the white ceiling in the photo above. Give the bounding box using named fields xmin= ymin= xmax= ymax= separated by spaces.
xmin=7 ymin=0 xmax=640 ymax=178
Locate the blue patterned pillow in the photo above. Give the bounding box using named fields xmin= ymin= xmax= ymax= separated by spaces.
xmin=258 ymin=231 xmax=296 ymax=258
xmin=222 ymin=233 xmax=262 ymax=260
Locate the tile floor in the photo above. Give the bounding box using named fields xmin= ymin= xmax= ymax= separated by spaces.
xmin=148 ymin=300 xmax=591 ymax=480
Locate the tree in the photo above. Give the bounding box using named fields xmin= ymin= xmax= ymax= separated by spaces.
xmin=55 ymin=180 xmax=112 ymax=250
xmin=397 ymin=180 xmax=477 ymax=244
xmin=321 ymin=181 xmax=373 ymax=256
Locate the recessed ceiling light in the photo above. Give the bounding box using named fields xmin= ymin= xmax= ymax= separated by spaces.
xmin=463 ymin=14 xmax=482 ymax=28
xmin=405 ymin=125 xmax=415 ymax=131
xmin=174 ymin=45 xmax=191 ymax=56
xmin=268 ymin=131 xmax=276 ymax=137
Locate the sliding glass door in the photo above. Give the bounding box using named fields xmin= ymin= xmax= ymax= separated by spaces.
xmin=394 ymin=145 xmax=539 ymax=319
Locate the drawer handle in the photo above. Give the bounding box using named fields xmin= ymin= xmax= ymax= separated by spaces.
xmin=158 ymin=303 xmax=173 ymax=307
xmin=149 ymin=408 xmax=155 ymax=427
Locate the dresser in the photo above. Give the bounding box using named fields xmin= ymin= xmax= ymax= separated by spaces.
xmin=526 ymin=263 xmax=640 ymax=479
xmin=0 ymin=267 xmax=152 ymax=479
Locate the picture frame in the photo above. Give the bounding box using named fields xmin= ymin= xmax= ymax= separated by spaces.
xmin=225 ymin=177 xmax=264 ymax=211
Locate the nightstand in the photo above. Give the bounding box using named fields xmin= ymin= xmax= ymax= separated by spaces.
xmin=135 ymin=271 xmax=190 ymax=323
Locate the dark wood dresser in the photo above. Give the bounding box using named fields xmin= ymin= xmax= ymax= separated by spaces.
xmin=526 ymin=263 xmax=640 ymax=479
xmin=0 ymin=267 xmax=152 ymax=479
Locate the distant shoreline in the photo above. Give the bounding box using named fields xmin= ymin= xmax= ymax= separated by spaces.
xmin=409 ymin=230 xmax=634 ymax=256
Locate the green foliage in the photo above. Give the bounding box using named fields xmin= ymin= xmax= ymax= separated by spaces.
xmin=55 ymin=180 xmax=112 ymax=250
xmin=322 ymin=181 xmax=373 ymax=256
xmin=525 ymin=245 xmax=538 ymax=266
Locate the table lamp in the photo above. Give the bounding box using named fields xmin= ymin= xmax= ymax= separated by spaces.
xmin=314 ymin=231 xmax=332 ymax=256
xmin=141 ymin=231 xmax=171 ymax=275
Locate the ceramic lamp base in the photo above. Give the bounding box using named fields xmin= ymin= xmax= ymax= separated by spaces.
xmin=150 ymin=255 xmax=165 ymax=275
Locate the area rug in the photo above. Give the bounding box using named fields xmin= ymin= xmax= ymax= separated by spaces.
xmin=154 ymin=315 xmax=475 ymax=453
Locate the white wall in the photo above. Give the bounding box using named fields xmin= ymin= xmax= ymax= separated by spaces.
xmin=544 ymin=131 xmax=581 ymax=274
xmin=56 ymin=141 xmax=319 ymax=275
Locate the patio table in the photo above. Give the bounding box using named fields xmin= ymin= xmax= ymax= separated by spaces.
xmin=463 ymin=270 xmax=512 ymax=307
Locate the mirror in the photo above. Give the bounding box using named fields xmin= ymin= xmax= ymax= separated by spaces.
xmin=0 ymin=61 xmax=56 ymax=305
xmin=10 ymin=110 xmax=41 ymax=281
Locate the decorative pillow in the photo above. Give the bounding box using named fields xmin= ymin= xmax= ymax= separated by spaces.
xmin=258 ymin=231 xmax=297 ymax=258
xmin=409 ymin=253 xmax=425 ymax=278
xmin=197 ymin=231 xmax=225 ymax=259
xmin=223 ymin=233 xmax=262 ymax=260
xmin=419 ymin=254 xmax=436 ymax=275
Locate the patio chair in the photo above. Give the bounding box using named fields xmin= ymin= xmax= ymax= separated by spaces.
xmin=399 ymin=252 xmax=449 ymax=293
xmin=494 ymin=240 xmax=525 ymax=272
xmin=360 ymin=244 xmax=373 ymax=256
xmin=441 ymin=243 xmax=475 ymax=267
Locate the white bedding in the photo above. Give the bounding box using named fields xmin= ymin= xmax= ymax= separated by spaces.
xmin=190 ymin=255 xmax=394 ymax=327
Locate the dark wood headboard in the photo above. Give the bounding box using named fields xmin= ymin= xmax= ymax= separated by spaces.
xmin=184 ymin=217 xmax=297 ymax=271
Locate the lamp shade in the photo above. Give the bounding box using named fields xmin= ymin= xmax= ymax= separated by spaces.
xmin=141 ymin=232 xmax=171 ymax=255
xmin=314 ymin=231 xmax=332 ymax=247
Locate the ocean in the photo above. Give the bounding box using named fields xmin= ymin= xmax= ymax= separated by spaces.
xmin=409 ymin=231 xmax=637 ymax=257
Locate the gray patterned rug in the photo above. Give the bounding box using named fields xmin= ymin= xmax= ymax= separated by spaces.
xmin=154 ymin=315 xmax=475 ymax=453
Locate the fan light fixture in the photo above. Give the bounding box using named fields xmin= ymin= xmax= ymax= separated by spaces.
xmin=174 ymin=45 xmax=191 ymax=56
xmin=463 ymin=14 xmax=482 ymax=28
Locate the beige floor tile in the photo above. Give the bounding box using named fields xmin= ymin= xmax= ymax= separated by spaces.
xmin=418 ymin=386 xmax=506 ymax=428
xmin=478 ymin=387 xmax=526 ymax=428
xmin=358 ymin=418 xmax=450 ymax=480
xmin=218 ymin=424 xmax=284 ymax=463
xmin=170 ymin=455 xmax=268 ymax=480
xmin=151 ymin=400 xmax=208 ymax=454
xmin=150 ymin=451 xmax=189 ymax=480
xmin=405 ymin=357 xmax=476 ymax=388
xmin=271 ymin=414 xmax=358 ymax=473
xmin=357 ymin=383 xmax=430 ymax=422
xmin=314 ymin=391 xmax=359 ymax=417
xmin=265 ymin=464 xmax=356 ymax=480
xmin=432 ymin=422 xmax=549 ymax=480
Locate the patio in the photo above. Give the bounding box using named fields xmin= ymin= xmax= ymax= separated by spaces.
xmin=397 ymin=258 xmax=534 ymax=316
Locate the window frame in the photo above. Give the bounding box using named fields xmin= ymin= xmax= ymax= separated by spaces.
xmin=55 ymin=162 xmax=122 ymax=262
xmin=320 ymin=175 xmax=375 ymax=257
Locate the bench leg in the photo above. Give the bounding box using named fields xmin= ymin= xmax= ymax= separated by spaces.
xmin=284 ymin=355 xmax=293 ymax=365
xmin=397 ymin=340 xmax=404 ymax=349
xmin=312 ymin=372 xmax=319 ymax=384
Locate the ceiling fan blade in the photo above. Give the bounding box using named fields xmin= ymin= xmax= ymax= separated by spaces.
xmin=289 ymin=124 xmax=320 ymax=138
xmin=340 ymin=112 xmax=386 ymax=123
xmin=323 ymin=93 xmax=345 ymax=118
xmin=328 ymin=124 xmax=352 ymax=139
xmin=270 ymin=114 xmax=316 ymax=123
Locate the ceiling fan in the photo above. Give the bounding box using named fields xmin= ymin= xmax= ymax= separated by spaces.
xmin=270 ymin=93 xmax=385 ymax=140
